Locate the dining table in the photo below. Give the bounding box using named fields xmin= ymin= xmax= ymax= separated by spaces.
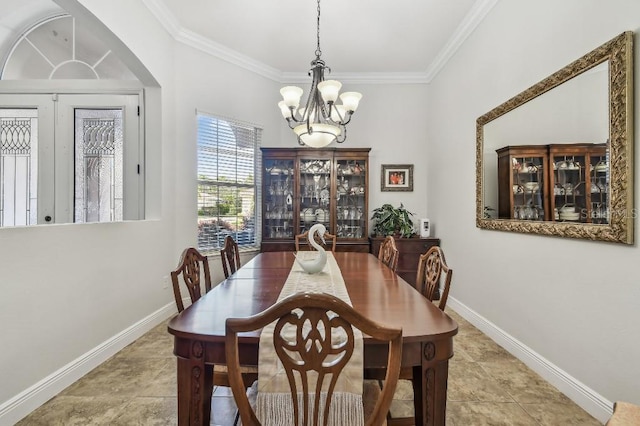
xmin=167 ymin=251 xmax=458 ymax=425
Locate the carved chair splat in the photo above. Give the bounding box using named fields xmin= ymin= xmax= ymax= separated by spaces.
xmin=225 ymin=292 xmax=403 ymax=426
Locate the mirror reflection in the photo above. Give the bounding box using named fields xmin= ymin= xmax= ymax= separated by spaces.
xmin=476 ymin=32 xmax=633 ymax=244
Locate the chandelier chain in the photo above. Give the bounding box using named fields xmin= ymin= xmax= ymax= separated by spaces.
xmin=315 ymin=0 xmax=322 ymax=59
xmin=278 ymin=0 xmax=361 ymax=147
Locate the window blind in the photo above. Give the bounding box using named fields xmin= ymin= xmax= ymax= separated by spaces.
xmin=197 ymin=112 xmax=261 ymax=251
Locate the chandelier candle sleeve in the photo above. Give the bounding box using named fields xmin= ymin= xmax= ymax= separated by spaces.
xmin=278 ymin=0 xmax=362 ymax=148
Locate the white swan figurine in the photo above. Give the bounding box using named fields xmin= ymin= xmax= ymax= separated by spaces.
xmin=294 ymin=223 xmax=328 ymax=274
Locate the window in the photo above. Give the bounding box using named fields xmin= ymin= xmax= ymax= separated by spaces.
xmin=2 ymin=15 xmax=135 ymax=80
xmin=197 ymin=112 xmax=261 ymax=252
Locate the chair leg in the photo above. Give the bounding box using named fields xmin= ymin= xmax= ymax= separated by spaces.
xmin=376 ymin=377 xmax=417 ymax=426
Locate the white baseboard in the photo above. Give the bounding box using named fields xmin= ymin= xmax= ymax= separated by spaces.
xmin=448 ymin=297 xmax=613 ymax=423
xmin=0 ymin=302 xmax=177 ymax=426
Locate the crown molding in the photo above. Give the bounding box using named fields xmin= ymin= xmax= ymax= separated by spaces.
xmin=281 ymin=71 xmax=429 ymax=85
xmin=140 ymin=0 xmax=181 ymax=37
xmin=176 ymin=29 xmax=283 ymax=82
xmin=424 ymin=0 xmax=499 ymax=82
xmin=142 ymin=0 xmax=497 ymax=85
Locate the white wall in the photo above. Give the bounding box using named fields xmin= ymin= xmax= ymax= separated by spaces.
xmin=427 ymin=0 xmax=640 ymax=421
xmin=0 ymin=1 xmax=180 ymax=423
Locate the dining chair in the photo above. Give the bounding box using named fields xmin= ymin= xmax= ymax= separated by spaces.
xmin=294 ymin=230 xmax=337 ymax=252
xmin=221 ymin=235 xmax=241 ymax=278
xmin=365 ymin=246 xmax=453 ymax=425
xmin=170 ymin=247 xmax=257 ymax=423
xmin=225 ymin=292 xmax=403 ymax=426
xmin=377 ymin=235 xmax=399 ymax=272
xmin=170 ymin=247 xmax=212 ymax=313
xmin=606 ymin=401 xmax=640 ymax=425
xmin=415 ymin=245 xmax=453 ymax=311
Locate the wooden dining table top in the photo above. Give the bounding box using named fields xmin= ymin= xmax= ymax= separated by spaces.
xmin=168 ymin=251 xmax=458 ymax=344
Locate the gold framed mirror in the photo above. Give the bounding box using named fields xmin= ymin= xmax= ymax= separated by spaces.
xmin=476 ymin=31 xmax=634 ymax=244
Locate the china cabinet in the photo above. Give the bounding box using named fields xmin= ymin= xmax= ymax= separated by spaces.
xmin=496 ymin=143 xmax=608 ymax=223
xmin=261 ymin=148 xmax=370 ymax=252
xmin=549 ymin=144 xmax=608 ymax=224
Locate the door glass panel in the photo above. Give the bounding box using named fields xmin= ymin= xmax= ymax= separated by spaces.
xmin=74 ymin=109 xmax=123 ymax=223
xmin=589 ymin=150 xmax=609 ymax=224
xmin=263 ymin=159 xmax=294 ymax=239
xmin=299 ymin=158 xmax=331 ymax=234
xmin=336 ymin=160 xmax=366 ymax=238
xmin=551 ymin=154 xmax=586 ymax=223
xmin=0 ymin=109 xmax=38 ymax=226
xmin=512 ymin=156 xmax=545 ymax=221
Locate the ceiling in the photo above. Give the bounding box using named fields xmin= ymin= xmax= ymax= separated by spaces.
xmin=0 ymin=0 xmax=497 ymax=83
xmin=149 ymin=0 xmax=496 ymax=82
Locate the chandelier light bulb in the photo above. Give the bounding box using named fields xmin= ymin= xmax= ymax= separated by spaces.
xmin=280 ymin=86 xmax=304 ymax=108
xmin=277 ymin=101 xmax=291 ymax=119
xmin=330 ymin=105 xmax=347 ymax=123
xmin=317 ymin=80 xmax=342 ymax=103
xmin=339 ymin=92 xmax=362 ymax=112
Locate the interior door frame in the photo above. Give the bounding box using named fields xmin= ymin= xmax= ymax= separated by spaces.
xmin=0 ymin=90 xmax=143 ymax=225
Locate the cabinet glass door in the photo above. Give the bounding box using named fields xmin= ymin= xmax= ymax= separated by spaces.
xmin=263 ymin=159 xmax=294 ymax=239
xmin=335 ymin=159 xmax=366 ymax=238
xmin=298 ymin=158 xmax=331 ymax=234
xmin=512 ymin=156 xmax=545 ymax=220
xmin=589 ymin=150 xmax=609 ymax=224
xmin=551 ymin=154 xmax=586 ymax=222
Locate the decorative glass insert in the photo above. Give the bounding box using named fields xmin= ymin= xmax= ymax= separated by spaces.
xmin=1 ymin=15 xmax=135 ymax=80
xmin=74 ymin=109 xmax=123 ymax=223
xmin=0 ymin=109 xmax=38 ymax=226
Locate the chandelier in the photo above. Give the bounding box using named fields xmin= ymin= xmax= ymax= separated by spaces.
xmin=278 ymin=0 xmax=362 ymax=148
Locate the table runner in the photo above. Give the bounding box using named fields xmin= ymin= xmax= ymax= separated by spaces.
xmin=256 ymin=251 xmax=364 ymax=426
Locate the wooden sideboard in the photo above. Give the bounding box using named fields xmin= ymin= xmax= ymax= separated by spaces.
xmin=370 ymin=236 xmax=440 ymax=287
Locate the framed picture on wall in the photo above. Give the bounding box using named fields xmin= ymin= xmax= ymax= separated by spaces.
xmin=381 ymin=164 xmax=413 ymax=192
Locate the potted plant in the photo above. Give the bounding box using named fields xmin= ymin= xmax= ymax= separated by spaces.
xmin=370 ymin=203 xmax=416 ymax=238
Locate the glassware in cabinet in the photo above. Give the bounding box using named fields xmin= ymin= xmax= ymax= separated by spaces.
xmin=298 ymin=157 xmax=332 ymax=235
xmin=260 ymin=148 xmax=370 ymax=252
xmin=588 ymin=147 xmax=609 ymax=224
xmin=335 ymin=158 xmax=367 ymax=238
xmin=263 ymin=158 xmax=295 ymax=239
xmin=550 ymin=152 xmax=586 ymax=223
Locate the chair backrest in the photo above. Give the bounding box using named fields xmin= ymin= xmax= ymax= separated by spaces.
xmin=415 ymin=246 xmax=452 ymax=311
xmin=170 ymin=247 xmax=212 ymax=312
xmin=221 ymin=235 xmax=241 ymax=278
xmin=377 ymin=236 xmax=399 ymax=272
xmin=294 ymin=230 xmax=337 ymax=252
xmin=226 ymin=292 xmax=402 ymax=426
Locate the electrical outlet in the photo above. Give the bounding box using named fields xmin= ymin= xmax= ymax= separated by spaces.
xmin=162 ymin=275 xmax=169 ymax=289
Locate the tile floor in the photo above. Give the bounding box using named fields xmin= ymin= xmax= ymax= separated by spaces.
xmin=16 ymin=307 xmax=603 ymax=425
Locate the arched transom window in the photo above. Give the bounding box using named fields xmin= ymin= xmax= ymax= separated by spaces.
xmin=2 ymin=14 xmax=135 ymax=80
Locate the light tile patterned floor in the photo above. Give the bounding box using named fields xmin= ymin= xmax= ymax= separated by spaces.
xmin=16 ymin=307 xmax=603 ymax=425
